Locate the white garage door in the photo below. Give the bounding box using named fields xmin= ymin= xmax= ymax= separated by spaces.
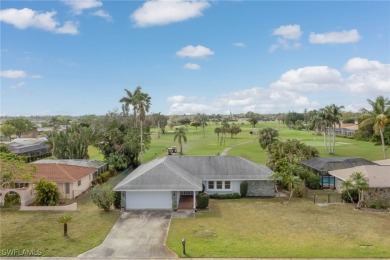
xmin=126 ymin=191 xmax=172 ymax=209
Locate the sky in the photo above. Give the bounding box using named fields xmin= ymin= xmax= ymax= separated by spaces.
xmin=1 ymin=0 xmax=389 ymax=116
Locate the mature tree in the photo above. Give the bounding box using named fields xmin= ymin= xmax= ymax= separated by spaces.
xmin=35 ymin=179 xmax=60 ymax=206
xmin=0 ymin=151 xmax=35 ymax=188
xmin=96 ymin=111 xmax=150 ymax=167
xmin=3 ymin=118 xmax=35 ymax=138
xmin=1 ymin=124 xmax=17 ymax=140
xmin=120 ymin=88 xmax=137 ymax=124
xmin=174 ymin=127 xmax=187 ymax=155
xmin=199 ymin=113 xmax=208 ymax=137
xmin=258 ymin=127 xmax=279 ymax=149
xmin=229 ymin=124 xmax=241 ymax=138
xmin=107 ymin=152 xmax=127 ymax=171
xmin=58 ymin=215 xmax=72 ymax=237
xmin=220 ymin=121 xmax=230 ymax=146
xmin=267 ymin=139 xmax=319 ymax=172
xmin=248 ymin=114 xmax=259 ymax=128
xmin=342 ymin=172 xmax=369 ymax=209
xmin=91 ymin=184 xmax=116 ymax=211
xmin=285 ymin=112 xmax=304 ymax=127
xmin=47 ymin=124 xmax=93 ymax=159
xmin=177 ymin=117 xmax=191 ymax=127
xmin=214 ymin=127 xmax=222 ymax=144
xmin=360 ymin=96 xmax=390 ymax=159
xmin=190 ymin=121 xmax=201 ymax=130
xmin=149 ymin=113 xmax=168 ymax=136
xmin=280 ymin=164 xmax=302 ymax=204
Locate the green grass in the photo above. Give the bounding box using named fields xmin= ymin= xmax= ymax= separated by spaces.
xmin=0 ymin=193 xmax=120 ymax=257
xmin=167 ymin=198 xmax=390 ymax=258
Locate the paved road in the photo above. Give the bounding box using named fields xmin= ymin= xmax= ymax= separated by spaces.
xmin=78 ymin=210 xmax=177 ymax=259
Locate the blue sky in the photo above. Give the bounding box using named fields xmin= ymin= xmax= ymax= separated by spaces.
xmin=1 ymin=0 xmax=389 ymax=116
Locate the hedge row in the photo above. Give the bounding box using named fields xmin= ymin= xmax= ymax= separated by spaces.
xmin=209 ymin=193 xmax=241 ymax=199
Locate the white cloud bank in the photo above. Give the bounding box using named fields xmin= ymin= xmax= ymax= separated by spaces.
xmin=167 ymin=57 xmax=389 ymax=114
xmin=0 ymin=70 xmax=27 ymax=78
xmin=176 ymin=45 xmax=214 ymax=59
xmin=131 ymin=0 xmax=210 ymax=27
xmin=92 ymin=10 xmax=113 ymax=22
xmin=309 ymin=29 xmax=360 ymax=44
xmin=0 ymin=8 xmax=78 ymax=35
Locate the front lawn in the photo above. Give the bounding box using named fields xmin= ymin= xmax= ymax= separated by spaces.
xmin=167 ymin=198 xmax=390 ymax=258
xmin=0 ymin=191 xmax=121 ymax=257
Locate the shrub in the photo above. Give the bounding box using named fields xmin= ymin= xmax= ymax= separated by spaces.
xmin=35 ymin=179 xmax=60 ymax=206
xmin=4 ymin=193 xmax=20 ymax=207
xmin=196 ymin=193 xmax=209 ymax=209
xmin=368 ymin=199 xmax=389 ymax=209
xmin=90 ymin=184 xmax=115 ymax=212
xmin=209 ymin=193 xmax=241 ymax=199
xmin=240 ymin=181 xmax=248 ymax=197
xmin=114 ymin=191 xmax=121 ymax=209
xmin=296 ymin=168 xmax=321 ymax=189
xmin=100 ymin=172 xmax=111 ymax=183
xmin=341 ymin=188 xmax=359 ymax=203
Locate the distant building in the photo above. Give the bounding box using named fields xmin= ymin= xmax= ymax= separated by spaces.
xmin=1 ymin=138 xmax=51 ymax=158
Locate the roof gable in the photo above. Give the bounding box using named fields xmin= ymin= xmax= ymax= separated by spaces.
xmin=34 ymin=164 xmax=96 ymax=183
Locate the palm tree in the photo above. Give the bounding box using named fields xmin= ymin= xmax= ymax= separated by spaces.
xmin=258 ymin=127 xmax=279 ymax=149
xmin=174 ymin=127 xmax=187 ymax=155
xmin=119 ymin=89 xmax=136 ymax=123
xmin=360 ymin=96 xmax=390 ymax=159
xmin=280 ymin=163 xmax=302 ymax=204
xmin=133 ymin=87 xmax=151 ymax=163
xmin=350 ymin=172 xmax=369 ymax=209
xmin=326 ymin=104 xmax=344 ymax=153
xmin=58 ymin=215 xmax=72 ymax=237
xmin=341 ymin=179 xmax=355 ymax=205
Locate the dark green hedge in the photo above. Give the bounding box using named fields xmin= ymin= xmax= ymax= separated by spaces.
xmin=209 ymin=193 xmax=241 ymax=199
xmin=196 ymin=193 xmax=209 ymax=209
xmin=240 ymin=181 xmax=248 ymax=197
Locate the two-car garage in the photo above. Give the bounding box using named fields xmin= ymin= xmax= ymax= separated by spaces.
xmin=125 ymin=191 xmax=172 ymax=209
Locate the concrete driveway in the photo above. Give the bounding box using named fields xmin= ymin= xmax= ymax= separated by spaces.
xmin=78 ymin=210 xmax=177 ymax=259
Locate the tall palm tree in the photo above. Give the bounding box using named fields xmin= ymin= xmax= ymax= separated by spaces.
xmin=258 ymin=127 xmax=279 ymax=150
xmin=360 ymin=96 xmax=390 ymax=159
xmin=119 ymin=89 xmax=136 ymax=124
xmin=214 ymin=127 xmax=221 ymax=144
xmin=133 ymin=87 xmax=151 ymax=163
xmin=327 ymin=104 xmax=344 ymax=153
xmin=174 ymin=127 xmax=187 ymax=155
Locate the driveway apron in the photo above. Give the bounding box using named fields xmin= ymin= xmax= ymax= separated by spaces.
xmin=78 ymin=210 xmax=177 ymax=259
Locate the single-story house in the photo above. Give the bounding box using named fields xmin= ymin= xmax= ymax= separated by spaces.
xmin=334 ymin=123 xmax=358 ymax=137
xmin=329 ymin=165 xmax=390 ymax=206
xmin=32 ymin=159 xmax=108 ymax=177
xmin=301 ymin=157 xmax=377 ymax=189
xmin=1 ymin=138 xmax=51 ymax=158
xmin=114 ymin=156 xmax=275 ymax=210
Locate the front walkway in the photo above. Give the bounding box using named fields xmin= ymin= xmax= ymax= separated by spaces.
xmin=78 ymin=210 xmax=177 ymax=259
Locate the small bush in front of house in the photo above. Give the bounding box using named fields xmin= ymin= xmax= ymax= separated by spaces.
xmin=341 ymin=188 xmax=359 ymax=203
xmin=368 ymin=199 xmax=389 ymax=209
xmin=100 ymin=172 xmax=111 ymax=183
xmin=91 ymin=184 xmax=115 ymax=212
xmin=209 ymin=193 xmax=241 ymax=199
xmin=196 ymin=193 xmax=209 ymax=209
xmin=35 ymin=179 xmax=60 ymax=206
xmin=240 ymin=181 xmax=248 ymax=197
xmin=114 ymin=191 xmax=121 ymax=209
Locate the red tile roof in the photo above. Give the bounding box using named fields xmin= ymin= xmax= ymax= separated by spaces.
xmin=33 ymin=164 xmax=96 ymax=183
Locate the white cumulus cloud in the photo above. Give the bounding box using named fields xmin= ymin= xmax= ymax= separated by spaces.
xmin=62 ymin=0 xmax=102 ymax=14
xmin=273 ymin=24 xmax=302 ymax=40
xmin=233 ymin=42 xmax=246 ymax=48
xmin=0 ymin=8 xmax=79 ymax=35
xmin=309 ymin=29 xmax=360 ymax=44
xmin=91 ymin=10 xmax=113 ymax=22
xmin=0 ymin=70 xmax=27 ymax=78
xmin=344 ymin=57 xmax=383 ymax=73
xmin=176 ymin=45 xmax=214 ymax=59
xmin=270 ymin=24 xmax=302 ymax=52
xmin=184 ymin=63 xmax=200 ymax=70
xmin=131 ymin=0 xmax=210 ymax=27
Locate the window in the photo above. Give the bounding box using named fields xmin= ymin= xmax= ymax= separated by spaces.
xmin=208 ymin=181 xmax=214 ymax=189
xmin=78 ymin=180 xmax=81 ymax=186
xmin=65 ymin=183 xmax=70 ymax=194
xmin=216 ymin=181 xmax=223 ymax=189
xmin=225 ymin=181 xmax=231 ymax=189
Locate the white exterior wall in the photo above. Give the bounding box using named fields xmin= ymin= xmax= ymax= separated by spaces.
xmin=334 ymin=178 xmax=343 ymax=193
xmin=72 ymin=174 xmax=92 ymax=198
xmin=203 ymin=180 xmax=241 ymax=194
xmin=126 ymin=191 xmax=172 ymax=209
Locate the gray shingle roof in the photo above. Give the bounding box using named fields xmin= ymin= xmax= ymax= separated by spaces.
xmin=32 ymin=159 xmax=107 ymax=168
xmin=114 ymin=156 xmax=273 ymax=192
xmin=2 ymin=138 xmax=50 ymax=155
xmin=301 ymin=157 xmax=377 ymax=174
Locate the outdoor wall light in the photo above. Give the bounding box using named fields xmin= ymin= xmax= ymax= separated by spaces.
xmin=182 ymin=237 xmax=186 ymax=255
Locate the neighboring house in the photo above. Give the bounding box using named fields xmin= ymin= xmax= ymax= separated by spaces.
xmin=1 ymin=138 xmax=51 ymax=158
xmin=329 ymin=165 xmax=390 ymax=206
xmin=32 ymin=159 xmax=108 ymax=177
xmin=114 ymin=156 xmax=275 ymax=210
xmin=301 ymin=157 xmax=377 ymax=189
xmin=334 ymin=123 xmax=358 ymax=137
